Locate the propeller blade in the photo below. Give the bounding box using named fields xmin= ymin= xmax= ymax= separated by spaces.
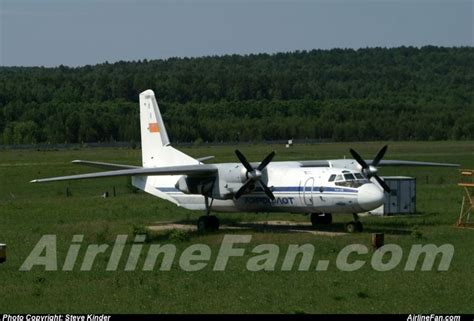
xmin=234 ymin=179 xmax=253 ymax=199
xmin=371 ymin=145 xmax=388 ymax=167
xmin=235 ymin=149 xmax=253 ymax=172
xmin=349 ymin=148 xmax=369 ymax=169
xmin=258 ymin=181 xmax=275 ymax=200
xmin=373 ymin=175 xmax=391 ymax=193
xmin=257 ymin=151 xmax=276 ymax=171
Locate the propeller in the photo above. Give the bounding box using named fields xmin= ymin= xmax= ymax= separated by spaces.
xmin=349 ymin=145 xmax=391 ymax=193
xmin=234 ymin=150 xmax=276 ymax=200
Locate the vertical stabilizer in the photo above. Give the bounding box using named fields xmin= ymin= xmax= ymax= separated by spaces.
xmin=139 ymin=90 xmax=198 ymax=168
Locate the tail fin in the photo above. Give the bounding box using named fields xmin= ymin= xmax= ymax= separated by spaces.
xmin=139 ymin=90 xmax=197 ymax=167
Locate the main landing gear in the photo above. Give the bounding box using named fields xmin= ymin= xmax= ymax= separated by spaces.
xmin=197 ymin=196 xmax=220 ymax=232
xmin=345 ymin=213 xmax=363 ymax=233
xmin=310 ymin=213 xmax=333 ymax=226
xmin=197 ymin=215 xmax=219 ymax=232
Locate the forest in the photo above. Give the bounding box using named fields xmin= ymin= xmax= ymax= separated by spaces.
xmin=0 ymin=46 xmax=472 ymax=145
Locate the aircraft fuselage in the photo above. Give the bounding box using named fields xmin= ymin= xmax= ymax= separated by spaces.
xmin=132 ymin=161 xmax=385 ymax=215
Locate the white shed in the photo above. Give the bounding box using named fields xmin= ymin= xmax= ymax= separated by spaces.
xmin=369 ymin=176 xmax=416 ymax=215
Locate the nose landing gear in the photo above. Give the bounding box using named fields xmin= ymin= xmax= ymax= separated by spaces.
xmin=345 ymin=213 xmax=363 ymax=233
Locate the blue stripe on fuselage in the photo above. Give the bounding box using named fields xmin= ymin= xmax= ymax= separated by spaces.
xmin=156 ymin=186 xmax=358 ymax=194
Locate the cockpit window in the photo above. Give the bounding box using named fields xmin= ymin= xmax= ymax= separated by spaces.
xmin=354 ymin=173 xmax=364 ymax=179
xmin=328 ymin=174 xmax=336 ymax=182
xmin=344 ymin=173 xmax=355 ymax=181
xmin=335 ymin=172 xmax=369 ymax=188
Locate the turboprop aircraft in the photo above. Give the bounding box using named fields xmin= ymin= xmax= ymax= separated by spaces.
xmin=31 ymin=89 xmax=459 ymax=233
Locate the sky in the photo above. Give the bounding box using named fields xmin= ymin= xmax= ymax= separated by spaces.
xmin=0 ymin=0 xmax=472 ymax=67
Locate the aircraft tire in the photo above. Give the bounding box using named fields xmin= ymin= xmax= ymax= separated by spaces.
xmin=345 ymin=222 xmax=357 ymax=233
xmin=197 ymin=216 xmax=210 ymax=232
xmin=310 ymin=213 xmax=321 ymax=227
xmin=209 ymin=215 xmax=220 ymax=231
xmin=311 ymin=213 xmax=332 ymax=227
xmin=345 ymin=221 xmax=363 ymax=233
xmin=321 ymin=213 xmax=332 ymax=225
xmin=197 ymin=215 xmax=219 ymax=232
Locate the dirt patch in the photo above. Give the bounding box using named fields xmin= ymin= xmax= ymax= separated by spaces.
xmin=147 ymin=220 xmax=346 ymax=236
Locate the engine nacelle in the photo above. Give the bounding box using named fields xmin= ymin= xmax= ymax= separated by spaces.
xmin=212 ymin=164 xmax=262 ymax=199
xmin=174 ymin=164 xmax=265 ymax=200
xmin=175 ymin=176 xmax=191 ymax=194
xmin=175 ymin=176 xmax=215 ymax=195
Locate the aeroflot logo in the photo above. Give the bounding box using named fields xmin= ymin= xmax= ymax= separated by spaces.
xmin=18 ymin=235 xmax=454 ymax=272
xmin=244 ymin=197 xmax=295 ymax=205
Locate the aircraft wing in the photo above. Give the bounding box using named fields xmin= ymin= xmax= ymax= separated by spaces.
xmin=72 ymin=157 xmax=216 ymax=170
xmin=72 ymin=160 xmax=140 ymax=170
xmin=31 ymin=164 xmax=218 ymax=183
xmin=373 ymin=160 xmax=459 ymax=167
xmin=328 ymin=158 xmax=459 ymax=170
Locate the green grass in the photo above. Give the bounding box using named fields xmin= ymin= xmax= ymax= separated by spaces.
xmin=0 ymin=141 xmax=473 ymax=313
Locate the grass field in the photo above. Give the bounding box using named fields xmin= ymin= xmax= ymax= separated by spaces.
xmin=0 ymin=141 xmax=473 ymax=314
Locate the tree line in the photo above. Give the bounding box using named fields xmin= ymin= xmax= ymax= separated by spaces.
xmin=0 ymin=46 xmax=472 ymax=144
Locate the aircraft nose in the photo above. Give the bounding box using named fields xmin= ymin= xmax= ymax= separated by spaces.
xmin=358 ymin=183 xmax=385 ymax=211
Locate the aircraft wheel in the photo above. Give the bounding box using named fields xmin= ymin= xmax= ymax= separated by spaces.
xmin=321 ymin=213 xmax=332 ymax=225
xmin=345 ymin=221 xmax=363 ymax=233
xmin=197 ymin=215 xmax=219 ymax=232
xmin=197 ymin=216 xmax=210 ymax=232
xmin=310 ymin=213 xmax=321 ymax=227
xmin=345 ymin=222 xmax=357 ymax=233
xmin=311 ymin=213 xmax=332 ymax=227
xmin=209 ymin=215 xmax=220 ymax=231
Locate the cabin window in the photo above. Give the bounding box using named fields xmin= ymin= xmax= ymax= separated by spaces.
xmin=328 ymin=174 xmax=336 ymax=182
xmin=335 ymin=175 xmax=343 ymax=181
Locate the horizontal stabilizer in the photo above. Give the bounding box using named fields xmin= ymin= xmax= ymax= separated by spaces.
xmin=31 ymin=164 xmax=217 ymax=183
xmin=196 ymin=156 xmax=215 ymax=162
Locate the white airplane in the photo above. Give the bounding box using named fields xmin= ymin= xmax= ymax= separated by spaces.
xmin=31 ymin=90 xmax=459 ymax=233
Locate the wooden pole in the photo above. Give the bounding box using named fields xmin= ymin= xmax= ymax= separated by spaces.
xmin=371 ymin=233 xmax=384 ymax=249
xmin=0 ymin=244 xmax=6 ymax=263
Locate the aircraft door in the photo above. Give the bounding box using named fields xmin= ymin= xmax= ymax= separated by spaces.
xmin=302 ymin=177 xmax=314 ymax=206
